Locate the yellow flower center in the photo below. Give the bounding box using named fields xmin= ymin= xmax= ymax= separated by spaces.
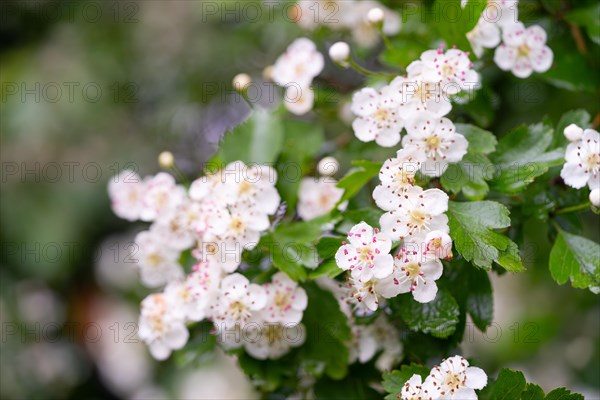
xmin=404 ymin=262 xmax=421 ymax=279
xmin=517 ymin=44 xmax=530 ymax=57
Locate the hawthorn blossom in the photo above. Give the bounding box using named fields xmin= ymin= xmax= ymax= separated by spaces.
xmin=494 ymin=23 xmax=553 ymax=78
xmin=486 ymin=0 xmax=519 ymax=29
xmin=350 ymin=1 xmax=401 ymax=48
xmin=401 ymin=374 xmax=437 ymax=400
xmin=297 ymin=177 xmax=346 ymax=220
xmin=335 ymin=222 xmax=394 ymax=282
xmin=260 ymin=272 xmax=308 ymax=325
xmin=390 ymin=249 xmax=443 ymax=303
xmin=351 ymin=86 xmax=403 ymax=147
xmin=380 ymin=187 xmax=449 ymax=241
xmin=420 ymin=230 xmax=453 ymax=261
xmin=163 ymin=274 xmax=210 ymax=322
xmin=402 ymin=117 xmax=468 ymax=177
xmin=193 ymin=239 xmax=243 ymax=273
xmin=560 ymin=128 xmax=600 ymax=190
xmin=138 ymin=293 xmax=189 ymax=360
xmin=134 ymin=230 xmax=184 ymax=288
xmin=284 ymin=85 xmax=315 ymax=115
xmin=466 ymin=18 xmax=501 ymax=58
xmin=417 ymin=48 xmax=479 ymax=95
xmin=222 ymin=161 xmax=280 ymax=215
xmin=243 ymin=323 xmax=306 ymax=360
xmin=426 ymin=355 xmax=488 ymax=399
xmin=388 ymin=75 xmax=452 ymax=121
xmin=350 ymin=314 xmax=403 ymax=370
xmin=212 ymin=273 xmax=267 ymax=329
xmin=207 ymin=203 xmax=270 ymax=250
xmin=373 ymin=148 xmax=425 ymax=211
xmin=151 ymin=200 xmax=203 ymax=251
xmin=564 ymin=123 xmax=584 ymax=142
xmin=140 ymin=172 xmax=186 ymax=221
xmin=108 ymin=169 xmax=146 ymax=221
xmin=272 ymin=38 xmax=324 ymax=88
xmin=344 ymin=273 xmax=402 ymax=313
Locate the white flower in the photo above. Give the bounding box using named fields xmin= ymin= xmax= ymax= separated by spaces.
xmin=486 ymin=0 xmax=519 ymax=29
xmin=421 ymin=230 xmax=453 ymax=261
xmin=417 ymin=48 xmax=479 ymax=95
xmin=401 ymin=374 xmax=437 ymax=400
xmin=335 ymin=222 xmax=394 ymax=282
xmin=564 ymin=123 xmax=584 ymax=142
xmin=190 ymin=259 xmax=223 ymax=301
xmin=285 ymin=85 xmax=315 ymax=115
xmin=134 ymin=230 xmax=184 ymax=288
xmin=138 ymin=293 xmax=189 ymax=360
xmin=351 ymin=86 xmax=404 ymax=147
xmin=212 ymin=273 xmax=267 ymax=329
xmin=402 ymin=116 xmax=468 ymax=177
xmin=164 ymin=274 xmax=211 ymax=322
xmin=298 ymin=177 xmax=346 ymax=220
xmin=222 ymin=161 xmax=281 ymax=215
xmin=108 ymin=169 xmax=145 ymax=221
xmin=349 ymin=314 xmax=403 ymax=370
xmin=345 ymin=273 xmax=402 ymax=313
xmin=590 ymin=188 xmax=600 ymax=207
xmin=243 ymin=323 xmax=306 ymax=360
xmin=140 ymin=172 xmax=186 ymax=221
xmin=351 ymin=1 xmax=401 ymax=48
xmin=373 ymin=148 xmax=425 ymax=211
xmin=560 ymin=129 xmax=600 ymax=190
xmin=208 ymin=203 xmax=270 ymax=251
xmin=152 ymin=200 xmax=202 ymax=251
xmin=389 ymin=74 xmax=452 ymax=121
xmin=380 ymin=187 xmax=449 ymax=241
xmin=367 ymin=7 xmax=384 ymax=24
xmin=272 ymin=38 xmax=324 ymax=88
xmin=426 ymin=355 xmax=488 ymax=399
xmin=261 ymin=272 xmax=308 ymax=325
xmin=494 ymin=22 xmax=553 ymax=78
xmin=329 ymin=42 xmax=351 ymax=67
xmin=466 ymin=18 xmax=501 ymax=58
xmin=390 ymin=248 xmax=443 ymax=303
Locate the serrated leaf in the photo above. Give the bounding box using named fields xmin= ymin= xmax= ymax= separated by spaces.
xmin=549 ymin=229 xmax=600 ymax=292
xmin=520 ymin=383 xmax=545 ymax=400
xmin=301 ymin=283 xmax=352 ymax=379
xmin=544 ymin=387 xmax=585 ymax=400
xmin=383 ymin=364 xmax=431 ymax=400
xmin=456 ymin=123 xmax=498 ymax=154
xmin=490 ymin=369 xmax=527 ymax=400
xmin=396 ymin=289 xmax=460 ymax=338
xmin=217 ymin=107 xmax=283 ymax=164
xmin=490 ymin=121 xmax=564 ymax=193
xmin=336 ymin=160 xmax=382 ymax=205
xmin=447 ymin=201 xmax=525 ymax=271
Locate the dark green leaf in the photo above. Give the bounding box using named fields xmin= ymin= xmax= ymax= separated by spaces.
xmin=336 ymin=160 xmax=382 ymax=204
xmin=396 ymin=289 xmax=460 ymax=338
xmin=544 ymin=387 xmax=585 ymax=400
xmin=308 ymin=258 xmax=344 ymax=280
xmin=433 ymin=0 xmax=487 ymax=53
xmin=553 ymin=109 xmax=592 ymax=148
xmin=456 ymin=123 xmax=498 ymax=154
xmin=564 ymin=3 xmax=600 ymax=45
xmin=383 ymin=364 xmax=431 ymax=400
xmin=520 ymin=383 xmax=545 ymax=400
xmin=465 ymin=268 xmax=494 ymax=330
xmin=490 ymin=369 xmax=527 ymax=400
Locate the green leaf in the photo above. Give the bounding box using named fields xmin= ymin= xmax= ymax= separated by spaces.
xmin=217 ymin=107 xmax=284 ymax=164
xmin=447 ymin=201 xmax=525 ymax=271
xmin=553 ymin=109 xmax=592 ymax=148
xmin=520 ymin=383 xmax=545 ymax=400
xmin=544 ymin=387 xmax=585 ymax=400
xmin=396 ymin=289 xmax=460 ymax=338
xmin=466 ymin=268 xmax=494 ymax=331
xmin=549 ymin=229 xmax=600 ymax=292
xmin=456 ymin=123 xmax=498 ymax=155
xmin=301 ymin=283 xmax=352 ymax=379
xmin=316 ymin=236 xmax=344 ymax=259
xmin=382 ymin=364 xmax=431 ymax=400
xmin=564 ymin=3 xmax=600 ymax=45
xmin=490 ymin=369 xmax=527 ymax=400
xmin=270 ymin=240 xmax=309 ymax=281
xmin=338 ymin=208 xmax=384 ymax=231
xmin=433 ymin=0 xmax=487 ymax=53
xmin=336 ymin=160 xmax=382 ymax=205
xmin=490 ymin=121 xmax=564 ymax=193
xmin=542 ymin=35 xmax=600 ymax=92
xmin=309 ymin=258 xmax=344 ymax=280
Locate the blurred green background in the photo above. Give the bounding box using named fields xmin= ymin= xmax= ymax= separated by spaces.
xmin=1 ymin=0 xmax=599 ymax=399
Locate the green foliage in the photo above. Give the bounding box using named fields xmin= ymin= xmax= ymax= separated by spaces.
xmin=549 ymin=229 xmax=600 ymax=292
xmin=336 ymin=160 xmax=382 ymax=205
xmin=564 ymin=3 xmax=600 ymax=45
xmin=382 ymin=364 xmax=431 ymax=400
xmin=447 ymin=201 xmax=525 ymax=271
xmin=485 ymin=368 xmax=584 ymax=400
xmin=433 ymin=0 xmax=487 ymax=53
xmin=394 ymin=289 xmax=460 ymax=338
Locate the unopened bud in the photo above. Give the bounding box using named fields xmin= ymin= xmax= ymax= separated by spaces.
xmin=329 ymin=42 xmax=350 ymax=67
xmin=233 ymin=73 xmax=252 ymax=91
xmin=158 ymin=151 xmax=174 ymax=169
xmin=590 ymin=188 xmax=600 ymax=207
xmin=318 ymin=157 xmax=340 ymax=177
xmin=564 ymin=123 xmax=583 ymax=142
xmin=367 ymin=7 xmax=385 ymax=25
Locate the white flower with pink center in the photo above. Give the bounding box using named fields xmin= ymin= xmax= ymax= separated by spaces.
xmin=494 ymin=22 xmax=553 ymax=78
xmin=138 ymin=293 xmax=189 ymax=360
xmin=390 ymin=248 xmax=443 ymax=303
xmin=418 ymin=48 xmax=479 ymax=95
xmin=140 ymin=172 xmax=186 ymax=222
xmin=212 ymin=273 xmax=267 ymax=329
xmin=373 ymin=148 xmax=425 ymax=211
xmin=261 ymin=272 xmax=308 ymax=325
xmin=351 ymin=86 xmax=404 ymax=147
xmin=426 ymin=355 xmax=488 ymax=399
xmin=335 ymin=222 xmax=394 ymax=283
xmin=108 ymin=169 xmax=145 ymax=221
xmin=560 ymin=128 xmax=600 ymax=190
xmin=380 ymin=187 xmax=449 ymax=241
xmin=152 ymin=200 xmax=202 ymax=251
xmin=402 ymin=117 xmax=468 ymax=177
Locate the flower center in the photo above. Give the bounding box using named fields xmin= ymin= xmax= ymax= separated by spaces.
xmin=230 ymin=218 xmax=245 ymax=233
xmin=358 ymin=246 xmax=375 ymax=265
xmin=517 ymin=44 xmax=530 ymax=57
xmin=274 ymin=291 xmax=291 ymax=310
xmin=586 ymin=153 xmax=599 ymax=173
xmin=409 ymin=209 xmax=428 ymax=230
xmin=373 ymin=108 xmax=390 ymax=123
xmin=403 ymin=262 xmax=421 ymax=280
xmin=266 ymin=325 xmax=285 ymax=344
xmin=441 ymin=64 xmax=454 ymax=78
xmin=395 ymin=170 xmax=415 ymax=186
xmin=228 ymin=301 xmax=249 ymax=322
xmin=444 ymin=372 xmax=465 ymax=392
xmin=426 ymin=135 xmax=442 ymax=151
xmin=147 ymin=253 xmax=163 ymax=267
xmin=239 ymin=181 xmax=253 ymax=194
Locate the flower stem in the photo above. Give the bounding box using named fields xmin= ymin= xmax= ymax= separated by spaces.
xmin=348 ymin=59 xmax=395 ymax=78
xmin=554 ymin=202 xmax=591 ymax=215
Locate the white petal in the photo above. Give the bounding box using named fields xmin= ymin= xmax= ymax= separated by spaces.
xmin=452 ymin=387 xmax=478 ymax=400
xmin=351 ymin=88 xmax=379 ymax=116
xmin=493 ymin=44 xmax=517 ymax=71
xmin=222 ymin=273 xmax=250 ymax=300
xmin=421 ymin=260 xmax=444 ymax=280
xmin=530 ymin=46 xmax=553 ymax=73
xmin=353 ymin=117 xmax=378 ymax=143
xmin=248 ymin=283 xmax=267 ymax=310
xmin=165 ymin=326 xmax=189 ymax=349
xmin=412 ymin=280 xmax=438 ymax=303
xmin=466 ymin=366 xmax=488 ymax=390
xmin=561 ymin=163 xmax=589 ymax=189
xmin=149 ymin=341 xmax=172 ymax=360
xmin=422 ymin=188 xmax=449 ymax=215
xmin=373 ymin=254 xmax=394 ymax=279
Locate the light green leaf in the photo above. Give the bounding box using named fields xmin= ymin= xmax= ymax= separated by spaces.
xmin=549 ymin=229 xmax=600 ymax=292
xmin=490 ymin=369 xmax=527 ymax=400
xmin=433 ymin=0 xmax=487 ymax=53
xmin=336 ymin=160 xmax=382 ymax=204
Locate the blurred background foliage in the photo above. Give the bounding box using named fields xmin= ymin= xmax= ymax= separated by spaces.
xmin=0 ymin=0 xmax=598 ymax=399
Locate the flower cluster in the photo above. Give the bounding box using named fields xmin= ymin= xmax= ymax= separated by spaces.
xmin=109 ymin=162 xmax=309 ymax=360
xmin=462 ymin=0 xmax=553 ymax=78
xmin=401 ymin=355 xmax=487 ymax=400
xmin=560 ymin=124 xmax=600 ymax=207
xmin=350 ymin=47 xmax=477 ymax=148
xmin=271 ymin=38 xmax=324 ymax=115
xmin=297 ymin=157 xmax=346 ymax=220
xmin=293 ymin=0 xmax=401 ymax=48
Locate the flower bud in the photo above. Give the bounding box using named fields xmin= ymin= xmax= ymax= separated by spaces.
xmin=590 ymin=188 xmax=600 ymax=207
xmin=318 ymin=157 xmax=339 ymax=176
xmin=564 ymin=123 xmax=583 ymax=142
xmin=367 ymin=7 xmax=385 ymax=25
xmin=232 ymin=73 xmax=252 ymax=91
xmin=329 ymin=42 xmax=350 ymax=67
xmin=158 ymin=151 xmax=174 ymax=169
